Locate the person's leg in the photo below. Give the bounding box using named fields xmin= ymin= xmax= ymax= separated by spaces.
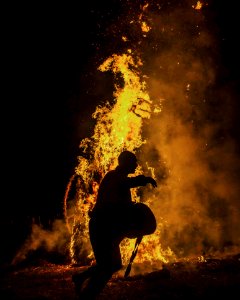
xmin=76 ymin=218 xmax=123 ymax=299
xmin=78 ymin=234 xmax=123 ymax=299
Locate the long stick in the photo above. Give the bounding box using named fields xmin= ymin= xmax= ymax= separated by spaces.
xmin=124 ymin=236 xmax=143 ymax=278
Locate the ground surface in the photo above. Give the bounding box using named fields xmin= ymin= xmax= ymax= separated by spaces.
xmin=1 ymin=253 xmax=240 ymax=300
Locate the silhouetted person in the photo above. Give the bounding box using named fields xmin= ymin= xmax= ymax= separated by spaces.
xmin=72 ymin=150 xmax=157 ymax=299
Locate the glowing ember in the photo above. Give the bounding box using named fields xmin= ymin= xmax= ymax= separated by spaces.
xmin=193 ymin=1 xmax=203 ymax=10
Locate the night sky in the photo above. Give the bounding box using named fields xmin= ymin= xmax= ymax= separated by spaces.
xmin=2 ymin=0 xmax=240 ymax=262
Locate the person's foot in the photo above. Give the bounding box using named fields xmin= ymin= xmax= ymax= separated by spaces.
xmin=72 ymin=271 xmax=89 ymax=295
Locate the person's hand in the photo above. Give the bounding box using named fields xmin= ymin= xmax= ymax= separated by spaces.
xmin=147 ymin=177 xmax=157 ymax=188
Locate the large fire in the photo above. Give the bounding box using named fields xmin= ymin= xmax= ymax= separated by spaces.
xmin=63 ymin=0 xmax=240 ymax=272
xmin=63 ymin=6 xmax=175 ymax=271
xmin=9 ymin=1 xmax=240 ymax=273
xmin=63 ymin=50 xmax=175 ymax=269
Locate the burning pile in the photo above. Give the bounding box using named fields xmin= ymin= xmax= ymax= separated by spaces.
xmin=63 ymin=50 xmax=174 ymax=269
xmin=63 ymin=3 xmax=177 ymax=271
xmin=63 ymin=0 xmax=240 ymax=273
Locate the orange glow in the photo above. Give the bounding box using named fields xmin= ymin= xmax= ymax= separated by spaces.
xmin=63 ymin=0 xmax=227 ymax=273
xmin=141 ymin=21 xmax=151 ymax=33
xmin=63 ymin=41 xmax=172 ymax=269
xmin=192 ymin=1 xmax=203 ymax=10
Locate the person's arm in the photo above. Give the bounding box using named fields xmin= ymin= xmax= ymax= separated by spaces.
xmin=126 ymin=175 xmax=157 ymax=188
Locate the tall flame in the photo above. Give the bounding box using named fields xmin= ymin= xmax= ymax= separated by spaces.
xmin=63 ymin=47 xmax=176 ymax=271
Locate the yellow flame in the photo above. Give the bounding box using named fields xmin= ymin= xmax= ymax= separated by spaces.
xmin=63 ymin=3 xmax=175 ymax=271
xmin=192 ymin=1 xmax=203 ymax=10
xmin=141 ymin=21 xmax=151 ymax=33
xmin=63 ymin=50 xmax=172 ymax=269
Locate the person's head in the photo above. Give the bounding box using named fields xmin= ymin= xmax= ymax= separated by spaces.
xmin=118 ymin=150 xmax=137 ymax=174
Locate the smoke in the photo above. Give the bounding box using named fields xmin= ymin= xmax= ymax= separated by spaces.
xmin=64 ymin=0 xmax=240 ymax=265
xmin=137 ymin=1 xmax=240 ymax=258
xmin=14 ymin=1 xmax=240 ymax=267
xmin=11 ymin=219 xmax=70 ymax=265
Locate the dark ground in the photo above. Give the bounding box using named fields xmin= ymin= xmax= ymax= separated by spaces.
xmin=1 ymin=253 xmax=240 ymax=300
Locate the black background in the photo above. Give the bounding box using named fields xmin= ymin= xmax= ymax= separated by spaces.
xmin=1 ymin=0 xmax=240 ymax=262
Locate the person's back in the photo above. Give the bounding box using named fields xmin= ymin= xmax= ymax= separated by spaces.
xmin=90 ymin=165 xmax=140 ymax=231
xmin=92 ymin=168 xmax=132 ymax=215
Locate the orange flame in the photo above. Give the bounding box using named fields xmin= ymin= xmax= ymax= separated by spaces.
xmin=64 ymin=4 xmax=176 ymax=273
xmin=192 ymin=1 xmax=203 ymax=10
xmin=63 ymin=49 xmax=175 ymax=270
